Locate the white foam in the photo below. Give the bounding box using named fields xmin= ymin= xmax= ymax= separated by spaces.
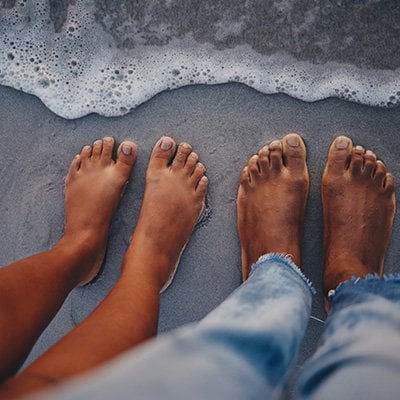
xmin=1 ymin=0 xmax=399 ymax=119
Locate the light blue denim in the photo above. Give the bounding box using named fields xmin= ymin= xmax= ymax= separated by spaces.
xmin=37 ymin=254 xmax=400 ymax=400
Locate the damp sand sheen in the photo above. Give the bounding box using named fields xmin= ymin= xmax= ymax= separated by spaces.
xmin=1 ymin=0 xmax=400 ymax=119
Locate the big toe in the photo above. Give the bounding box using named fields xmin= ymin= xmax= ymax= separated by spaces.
xmin=149 ymin=136 xmax=177 ymax=169
xmin=282 ymin=133 xmax=307 ymax=172
xmin=325 ymin=135 xmax=352 ymax=175
xmin=116 ymin=141 xmax=137 ymax=174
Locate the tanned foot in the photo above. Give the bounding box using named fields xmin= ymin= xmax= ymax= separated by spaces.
xmin=237 ymin=133 xmax=309 ymax=280
xmin=322 ymin=136 xmax=396 ymax=300
xmin=126 ymin=136 xmax=208 ymax=290
xmin=63 ymin=137 xmax=137 ymax=285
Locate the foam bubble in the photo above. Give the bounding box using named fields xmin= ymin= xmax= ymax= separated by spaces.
xmin=0 ymin=0 xmax=399 ymax=119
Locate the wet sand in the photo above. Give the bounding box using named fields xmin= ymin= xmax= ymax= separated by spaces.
xmin=1 ymin=83 xmax=399 ymax=395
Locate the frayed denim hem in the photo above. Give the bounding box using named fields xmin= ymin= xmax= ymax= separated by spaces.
xmin=251 ymin=253 xmax=316 ymax=295
xmin=328 ymin=273 xmax=400 ymax=302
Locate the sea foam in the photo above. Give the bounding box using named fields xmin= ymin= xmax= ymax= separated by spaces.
xmin=1 ymin=0 xmax=400 ymax=119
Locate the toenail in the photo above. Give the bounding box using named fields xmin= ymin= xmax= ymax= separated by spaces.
xmin=83 ymin=145 xmax=91 ymax=151
xmin=365 ymin=150 xmax=375 ymax=157
xmin=161 ymin=139 xmax=173 ymax=150
xmin=270 ymin=140 xmax=281 ymax=149
xmin=181 ymin=143 xmax=191 ymax=150
xmin=286 ymin=135 xmax=300 ymax=147
xmin=122 ymin=144 xmax=132 ymax=155
xmin=334 ymin=137 xmax=350 ymax=149
xmin=262 ymin=145 xmax=269 ymax=153
xmin=103 ymin=136 xmax=113 ymax=142
xmin=355 ymin=145 xmax=364 ymax=153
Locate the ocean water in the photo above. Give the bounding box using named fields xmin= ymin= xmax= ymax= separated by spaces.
xmin=1 ymin=0 xmax=400 ymax=119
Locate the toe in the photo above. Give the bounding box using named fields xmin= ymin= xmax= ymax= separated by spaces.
xmin=172 ymin=142 xmax=192 ymax=170
xmin=149 ymin=136 xmax=176 ymax=168
xmin=116 ymin=141 xmax=137 ymax=173
xmin=384 ymin=173 xmax=396 ymax=196
xmin=240 ymin=166 xmax=251 ymax=188
xmin=191 ymin=162 xmax=206 ymax=185
xmin=325 ymin=135 xmax=352 ymax=175
xmin=80 ymin=145 xmax=92 ymax=162
xmin=248 ymin=155 xmax=261 ymax=180
xmin=282 ymin=133 xmax=307 ymax=172
xmin=196 ymin=176 xmax=208 ymax=197
xmin=362 ymin=150 xmax=377 ymax=177
xmin=349 ymin=145 xmax=365 ymax=175
xmin=374 ymin=160 xmax=387 ymax=186
xmin=269 ymin=140 xmax=283 ymax=171
xmin=101 ymin=136 xmax=115 ymax=161
xmin=67 ymin=154 xmax=81 ymax=178
xmin=92 ymin=139 xmax=103 ymax=160
xmin=258 ymin=146 xmax=270 ymax=174
xmin=185 ymin=151 xmax=199 ymax=176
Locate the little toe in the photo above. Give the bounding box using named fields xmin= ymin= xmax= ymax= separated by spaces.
xmin=80 ymin=145 xmax=92 ymax=162
xmin=92 ymin=139 xmax=103 ymax=160
xmin=268 ymin=140 xmax=283 ymax=171
xmin=374 ymin=160 xmax=387 ymax=186
xmin=185 ymin=151 xmax=199 ymax=176
xmin=196 ymin=176 xmax=208 ymax=197
xmin=362 ymin=150 xmax=377 ymax=177
xmin=325 ymin=136 xmax=352 ymax=176
xmin=191 ymin=162 xmax=206 ymax=185
xmin=116 ymin=141 xmax=137 ymax=173
xmin=67 ymin=154 xmax=81 ymax=179
xmin=282 ymin=133 xmax=307 ymax=172
xmin=240 ymin=166 xmax=251 ymax=188
xmin=101 ymin=136 xmax=115 ymax=161
xmin=248 ymin=155 xmax=261 ymax=181
xmin=149 ymin=136 xmax=177 ymax=168
xmin=258 ymin=146 xmax=270 ymax=174
xmin=172 ymin=142 xmax=192 ymax=170
xmin=383 ymin=173 xmax=396 ymax=196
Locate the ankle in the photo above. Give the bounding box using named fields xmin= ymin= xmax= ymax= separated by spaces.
xmin=324 ymin=253 xmax=376 ymax=293
xmin=122 ymin=243 xmax=174 ymax=292
xmin=52 ymin=234 xmax=103 ymax=286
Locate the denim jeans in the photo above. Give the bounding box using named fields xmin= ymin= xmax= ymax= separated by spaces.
xmin=38 ymin=254 xmax=400 ymax=400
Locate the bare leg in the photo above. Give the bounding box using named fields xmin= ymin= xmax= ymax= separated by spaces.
xmin=0 ymin=136 xmax=207 ymax=398
xmin=237 ymin=133 xmax=309 ymax=279
xmin=322 ymin=136 xmax=396 ymax=304
xmin=295 ymin=137 xmax=397 ymax=398
xmin=0 ymin=137 xmax=136 ymax=383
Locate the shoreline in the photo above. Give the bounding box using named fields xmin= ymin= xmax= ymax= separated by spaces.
xmin=1 ymin=82 xmax=399 ymax=394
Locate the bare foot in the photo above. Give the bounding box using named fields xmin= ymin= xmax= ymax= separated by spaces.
xmin=322 ymin=136 xmax=396 ymax=297
xmin=237 ymin=133 xmax=309 ymax=280
xmin=126 ymin=136 xmax=208 ymax=290
xmin=63 ymin=137 xmax=137 ymax=285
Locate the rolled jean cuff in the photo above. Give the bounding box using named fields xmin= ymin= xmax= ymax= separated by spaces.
xmin=327 ymin=273 xmax=400 ymax=313
xmin=250 ymin=253 xmax=316 ymax=296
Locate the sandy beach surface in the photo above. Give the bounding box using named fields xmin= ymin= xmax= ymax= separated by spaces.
xmin=1 ymin=82 xmax=400 ymax=395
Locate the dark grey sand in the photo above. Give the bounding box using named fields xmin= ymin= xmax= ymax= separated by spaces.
xmin=1 ymin=83 xmax=400 ymax=395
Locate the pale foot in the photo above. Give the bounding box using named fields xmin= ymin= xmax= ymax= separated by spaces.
xmin=237 ymin=133 xmax=309 ymax=280
xmin=126 ymin=136 xmax=208 ymax=289
xmin=322 ymin=136 xmax=396 ymax=299
xmin=63 ymin=137 xmax=137 ymax=285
